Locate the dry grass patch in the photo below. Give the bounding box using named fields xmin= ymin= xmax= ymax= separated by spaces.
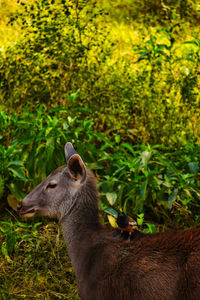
xmin=0 ymin=210 xmax=79 ymax=300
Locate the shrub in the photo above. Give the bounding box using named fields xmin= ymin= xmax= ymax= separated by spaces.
xmin=102 ymin=0 xmax=200 ymax=25
xmin=0 ymin=0 xmax=111 ymax=110
xmin=0 ymin=2 xmax=200 ymax=147
xmin=1 ymin=107 xmax=199 ymax=229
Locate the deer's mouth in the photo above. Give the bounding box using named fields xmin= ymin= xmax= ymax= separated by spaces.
xmin=18 ymin=204 xmax=37 ymax=217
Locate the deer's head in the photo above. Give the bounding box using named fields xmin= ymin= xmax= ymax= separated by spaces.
xmin=18 ymin=143 xmax=87 ymax=219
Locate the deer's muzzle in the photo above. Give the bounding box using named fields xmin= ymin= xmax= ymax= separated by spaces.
xmin=17 ymin=202 xmax=37 ymax=217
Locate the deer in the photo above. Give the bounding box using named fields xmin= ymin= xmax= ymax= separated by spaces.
xmin=18 ymin=142 xmax=200 ymax=300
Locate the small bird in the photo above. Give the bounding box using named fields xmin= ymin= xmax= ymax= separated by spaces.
xmin=115 ymin=212 xmax=138 ymax=241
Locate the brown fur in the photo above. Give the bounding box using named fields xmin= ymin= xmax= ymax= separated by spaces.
xmin=61 ymin=173 xmax=200 ymax=300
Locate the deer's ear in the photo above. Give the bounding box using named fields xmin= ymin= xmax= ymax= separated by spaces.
xmin=68 ymin=154 xmax=86 ymax=184
xmin=64 ymin=142 xmax=77 ymax=161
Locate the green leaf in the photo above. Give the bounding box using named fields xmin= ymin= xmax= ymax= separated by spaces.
xmin=140 ymin=151 xmax=152 ymax=167
xmin=106 ymin=192 xmax=117 ymax=206
xmin=115 ymin=134 xmax=120 ymax=144
xmin=86 ymin=162 xmax=103 ymax=170
xmin=14 ymin=222 xmax=29 ymax=228
xmin=188 ymin=162 xmax=198 ymax=174
xmin=0 ymin=221 xmax=12 ymax=227
xmin=31 ymin=222 xmax=42 ymax=231
xmin=104 ymin=207 xmax=118 ymax=218
xmin=8 ymin=165 xmax=27 ymax=181
xmin=168 ymin=189 xmax=178 ymax=209
xmin=8 ymin=161 xmax=23 ymax=166
xmin=145 ymin=223 xmax=157 ymax=233
xmin=121 ymin=143 xmax=135 ymax=155
xmin=141 ymin=181 xmax=148 ymax=200
xmin=0 ymin=226 xmax=9 ymax=233
xmin=1 ymin=242 xmax=12 ymax=263
xmin=0 ymin=175 xmax=5 ymax=198
xmin=137 ymin=213 xmax=144 ymax=226
xmin=66 ymin=89 xmax=80 ymax=103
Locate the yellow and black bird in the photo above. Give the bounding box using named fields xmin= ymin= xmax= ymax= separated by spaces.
xmin=115 ymin=212 xmax=138 ymax=241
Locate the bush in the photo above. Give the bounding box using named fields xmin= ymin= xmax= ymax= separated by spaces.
xmin=99 ymin=142 xmax=200 ymax=229
xmin=0 ymin=0 xmax=111 ymax=110
xmin=131 ymin=27 xmax=200 ymax=146
xmin=1 ymin=2 xmax=200 ymax=147
xmin=1 ymin=107 xmax=199 ymax=229
xmin=102 ymin=0 xmax=200 ymax=25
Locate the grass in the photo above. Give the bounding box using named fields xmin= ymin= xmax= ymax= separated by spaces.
xmin=0 ymin=208 xmax=79 ymax=300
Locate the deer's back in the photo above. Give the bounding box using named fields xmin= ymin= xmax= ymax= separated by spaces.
xmin=77 ymin=227 xmax=200 ymax=300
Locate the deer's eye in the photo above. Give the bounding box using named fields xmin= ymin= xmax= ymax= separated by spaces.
xmin=47 ymin=182 xmax=57 ymax=189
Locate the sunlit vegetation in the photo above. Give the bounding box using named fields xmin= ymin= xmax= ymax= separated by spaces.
xmin=0 ymin=0 xmax=200 ymax=298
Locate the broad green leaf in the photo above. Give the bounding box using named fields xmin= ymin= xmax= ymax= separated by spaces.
xmin=168 ymin=189 xmax=178 ymax=209
xmin=137 ymin=213 xmax=144 ymax=226
xmin=8 ymin=165 xmax=27 ymax=180
xmin=8 ymin=161 xmax=23 ymax=166
xmin=104 ymin=207 xmax=118 ymax=218
xmin=106 ymin=192 xmax=117 ymax=205
xmin=144 ymin=223 xmax=157 ymax=233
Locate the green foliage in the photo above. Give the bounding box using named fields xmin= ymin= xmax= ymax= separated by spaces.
xmin=0 ymin=0 xmax=110 ymax=110
xmin=105 ymin=209 xmax=158 ymax=233
xmin=0 ymin=220 xmax=41 ymax=263
xmin=0 ymin=1 xmax=199 ymax=147
xmin=0 ymin=102 xmax=97 ymax=201
xmin=1 ymin=106 xmax=200 ymax=228
xmin=99 ymin=141 xmax=200 ymax=228
xmin=102 ymin=0 xmax=200 ymax=25
xmin=0 ymin=110 xmax=29 ymax=201
xmin=132 ymin=25 xmax=200 ymax=145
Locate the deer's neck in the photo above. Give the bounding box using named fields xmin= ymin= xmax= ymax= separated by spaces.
xmin=60 ymin=173 xmax=101 ymax=273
